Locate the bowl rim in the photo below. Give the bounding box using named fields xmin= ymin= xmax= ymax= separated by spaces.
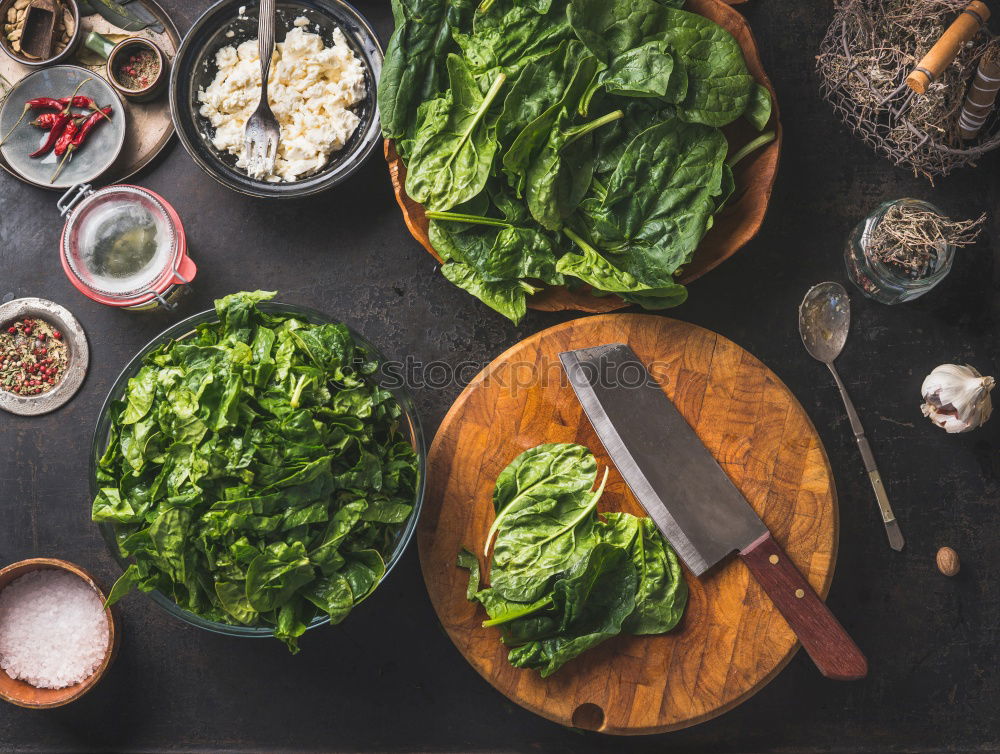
xmin=0 ymin=557 xmax=119 ymax=709
xmin=90 ymin=300 xmax=427 ymax=638
xmin=106 ymin=37 xmax=168 ymax=98
xmin=0 ymin=0 xmax=82 ymax=68
xmin=168 ymin=0 xmax=384 ymax=199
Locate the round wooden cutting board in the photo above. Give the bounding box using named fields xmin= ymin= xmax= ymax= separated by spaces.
xmin=418 ymin=314 xmax=838 ymax=735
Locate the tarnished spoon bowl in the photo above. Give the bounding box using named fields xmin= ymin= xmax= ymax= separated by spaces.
xmin=799 ymin=281 xmax=850 ymax=365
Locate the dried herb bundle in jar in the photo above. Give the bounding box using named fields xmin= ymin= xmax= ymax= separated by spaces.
xmin=867 ymin=204 xmax=986 ymax=278
xmin=0 ymin=318 xmax=67 ymax=396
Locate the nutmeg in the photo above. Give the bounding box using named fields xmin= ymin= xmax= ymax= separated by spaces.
xmin=936 ymin=546 xmax=960 ymax=577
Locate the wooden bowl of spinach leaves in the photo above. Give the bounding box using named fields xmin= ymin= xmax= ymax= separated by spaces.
xmin=381 ymin=0 xmax=780 ymax=324
xmin=89 ymin=292 xmax=425 ymax=652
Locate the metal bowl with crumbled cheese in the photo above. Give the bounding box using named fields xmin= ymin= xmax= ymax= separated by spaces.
xmin=199 ymin=17 xmax=366 ymax=183
xmin=169 ymin=0 xmax=383 ymax=198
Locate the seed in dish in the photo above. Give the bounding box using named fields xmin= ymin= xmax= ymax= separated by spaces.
xmin=198 ymin=17 xmax=365 ymax=182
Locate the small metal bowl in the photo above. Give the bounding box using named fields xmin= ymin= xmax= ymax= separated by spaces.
xmin=0 ymin=558 xmax=119 ymax=709
xmin=0 ymin=0 xmax=81 ymax=68
xmin=107 ymin=37 xmax=167 ymax=103
xmin=0 ymin=297 xmax=88 ymax=416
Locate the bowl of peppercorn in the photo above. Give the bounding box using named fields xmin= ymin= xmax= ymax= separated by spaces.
xmin=0 ymin=297 xmax=88 ymax=417
xmin=107 ymin=38 xmax=167 ymax=103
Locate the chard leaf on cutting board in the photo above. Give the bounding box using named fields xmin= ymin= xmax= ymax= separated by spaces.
xmin=457 ymin=444 xmax=689 ymax=676
xmin=507 ymin=543 xmax=638 ymax=677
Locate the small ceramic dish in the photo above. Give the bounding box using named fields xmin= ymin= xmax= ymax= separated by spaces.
xmin=107 ymin=37 xmax=168 ymax=103
xmin=170 ymin=0 xmax=383 ymax=198
xmin=0 ymin=0 xmax=81 ymax=68
xmin=0 ymin=558 xmax=119 ymax=709
xmin=0 ymin=65 xmax=126 ymax=190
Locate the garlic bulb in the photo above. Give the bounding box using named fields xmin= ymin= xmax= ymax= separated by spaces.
xmin=920 ymin=364 xmax=995 ymax=433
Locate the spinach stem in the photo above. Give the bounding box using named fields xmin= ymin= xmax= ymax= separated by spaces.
xmin=482 ymin=595 xmax=554 ymax=627
xmin=425 ymin=211 xmax=512 ymax=228
xmin=563 ymin=226 xmax=600 ymax=256
xmin=590 ymin=177 xmax=608 ymax=202
xmin=437 ymin=72 xmax=507 ymax=179
xmin=290 ymin=374 xmax=308 ymax=408
xmin=725 ymin=130 xmax=776 ymax=168
xmin=563 ymin=110 xmax=625 ymax=148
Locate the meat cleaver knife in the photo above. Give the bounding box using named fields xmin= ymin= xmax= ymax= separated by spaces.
xmin=560 ymin=343 xmax=868 ymax=681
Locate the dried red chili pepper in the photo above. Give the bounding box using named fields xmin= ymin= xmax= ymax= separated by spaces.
xmin=53 ymin=119 xmax=80 ymax=157
xmin=30 ymin=113 xmax=62 ymax=129
xmin=50 ymin=106 xmax=112 ymax=183
xmin=71 ymin=106 xmax=111 ymax=147
xmin=29 ymin=78 xmax=90 ymax=160
xmin=57 ymin=95 xmax=113 ymax=122
xmin=29 ymin=115 xmax=69 ymax=157
xmin=4 ymin=77 xmax=92 ymax=150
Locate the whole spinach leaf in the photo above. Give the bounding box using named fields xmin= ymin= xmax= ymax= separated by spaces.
xmin=378 ymin=0 xmax=476 ymax=143
xmin=452 ymin=0 xmax=573 ymax=76
xmin=557 ymin=230 xmax=689 ymax=308
xmin=602 ymin=514 xmax=687 ymax=634
xmin=405 ymin=55 xmax=507 ymax=212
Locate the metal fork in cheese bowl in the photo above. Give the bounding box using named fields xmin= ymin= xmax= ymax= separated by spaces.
xmin=242 ymin=0 xmax=280 ymax=178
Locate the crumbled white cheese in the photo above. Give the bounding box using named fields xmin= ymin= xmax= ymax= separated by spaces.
xmin=198 ymin=19 xmax=365 ymax=182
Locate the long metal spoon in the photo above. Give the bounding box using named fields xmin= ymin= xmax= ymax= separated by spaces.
xmin=799 ymin=282 xmax=904 ymax=551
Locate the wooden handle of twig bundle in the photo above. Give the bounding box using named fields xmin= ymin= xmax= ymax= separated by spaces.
xmin=906 ymin=1 xmax=991 ymax=94
xmin=959 ymin=43 xmax=1000 ymax=139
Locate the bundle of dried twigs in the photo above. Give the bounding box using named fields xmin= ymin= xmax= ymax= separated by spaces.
xmin=817 ymin=0 xmax=999 ymax=180
xmin=868 ymin=204 xmax=986 ymax=276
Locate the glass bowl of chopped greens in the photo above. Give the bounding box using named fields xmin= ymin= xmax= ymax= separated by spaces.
xmin=89 ymin=292 xmax=425 ymax=651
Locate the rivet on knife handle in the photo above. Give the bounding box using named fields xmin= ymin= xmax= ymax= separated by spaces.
xmin=740 ymin=533 xmax=868 ymax=681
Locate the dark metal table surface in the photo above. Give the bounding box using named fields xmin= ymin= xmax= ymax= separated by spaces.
xmin=1 ymin=0 xmax=999 ymax=751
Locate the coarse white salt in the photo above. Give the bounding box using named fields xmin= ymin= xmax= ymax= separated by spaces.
xmin=0 ymin=569 xmax=109 ymax=689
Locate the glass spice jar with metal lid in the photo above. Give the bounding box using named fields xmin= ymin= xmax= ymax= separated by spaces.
xmin=58 ymin=183 xmax=196 ymax=311
xmin=844 ymin=198 xmax=986 ymax=305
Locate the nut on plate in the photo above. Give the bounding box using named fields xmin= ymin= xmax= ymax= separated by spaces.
xmin=936 ymin=546 xmax=960 ymax=577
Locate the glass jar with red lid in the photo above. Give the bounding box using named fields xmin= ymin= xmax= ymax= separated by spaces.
xmin=58 ymin=183 xmax=196 ymax=311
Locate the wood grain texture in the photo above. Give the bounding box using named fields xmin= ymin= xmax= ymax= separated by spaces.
xmin=418 ymin=315 xmax=837 ymax=734
xmin=385 ymin=0 xmax=782 ymax=314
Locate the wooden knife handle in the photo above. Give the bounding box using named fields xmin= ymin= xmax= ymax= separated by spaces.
xmin=739 ymin=532 xmax=868 ymax=681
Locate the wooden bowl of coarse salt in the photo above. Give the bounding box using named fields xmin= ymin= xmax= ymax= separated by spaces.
xmin=0 ymin=558 xmax=119 ymax=708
